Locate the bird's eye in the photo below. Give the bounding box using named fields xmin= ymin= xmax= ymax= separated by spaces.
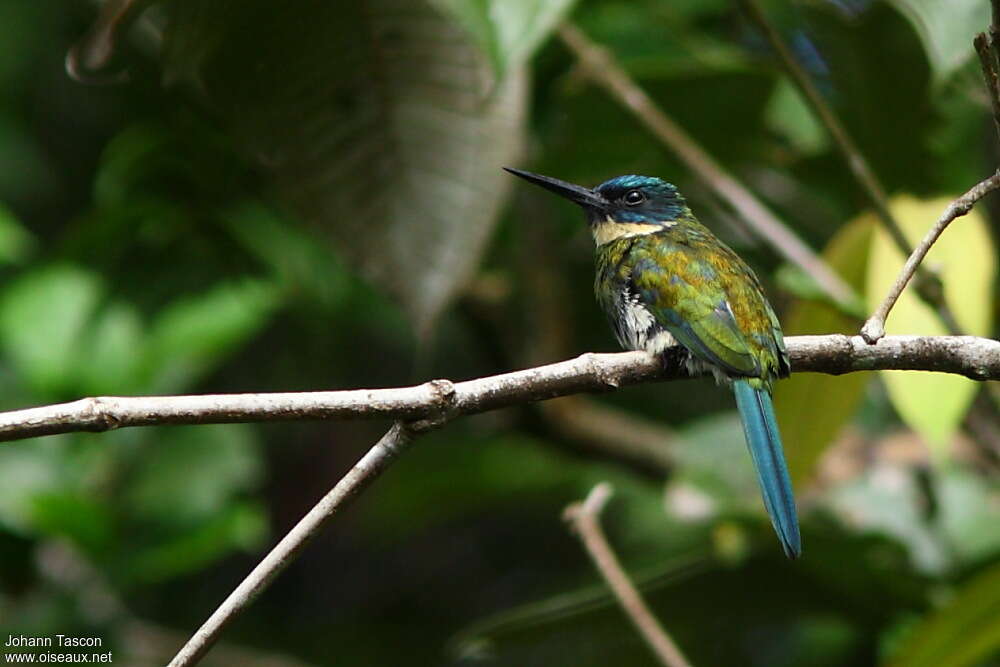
xmin=623 ymin=190 xmax=645 ymax=206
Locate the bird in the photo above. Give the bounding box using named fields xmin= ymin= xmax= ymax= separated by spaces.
xmin=505 ymin=167 xmax=800 ymax=559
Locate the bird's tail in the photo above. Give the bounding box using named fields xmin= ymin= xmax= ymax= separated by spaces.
xmin=733 ymin=379 xmax=801 ymax=559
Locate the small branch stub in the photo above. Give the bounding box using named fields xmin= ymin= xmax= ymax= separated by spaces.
xmin=860 ymin=171 xmax=1000 ymax=343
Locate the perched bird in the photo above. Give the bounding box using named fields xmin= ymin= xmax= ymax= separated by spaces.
xmin=505 ymin=168 xmax=800 ymax=559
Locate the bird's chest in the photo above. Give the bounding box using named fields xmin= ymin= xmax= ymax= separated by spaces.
xmin=614 ymin=291 xmax=676 ymax=354
xmin=595 ymin=247 xmax=676 ymax=354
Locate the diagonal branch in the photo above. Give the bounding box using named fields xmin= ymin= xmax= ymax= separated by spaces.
xmin=564 ymin=483 xmax=692 ymax=667
xmin=861 ymin=171 xmax=1000 ymax=342
xmin=168 ymin=420 xmax=431 ymax=667
xmin=556 ymin=23 xmax=857 ymax=309
xmin=0 ymin=335 xmax=998 ymax=445
xmin=738 ymin=0 xmax=964 ymax=340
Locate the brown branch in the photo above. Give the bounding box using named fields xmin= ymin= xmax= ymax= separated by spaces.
xmin=977 ymin=0 xmax=1000 ymax=143
xmin=168 ymin=421 xmax=431 ymax=667
xmin=860 ymin=171 xmax=1000 ymax=342
xmin=1 ymin=336 xmax=998 ymax=444
xmin=564 ymin=483 xmax=693 ymax=667
xmin=739 ymin=0 xmax=964 ymax=339
xmin=556 ymin=23 xmax=856 ymax=308
xmin=975 ymin=34 xmax=1000 ymax=143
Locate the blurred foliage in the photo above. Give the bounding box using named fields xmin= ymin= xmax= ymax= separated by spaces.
xmin=0 ymin=0 xmax=998 ymax=666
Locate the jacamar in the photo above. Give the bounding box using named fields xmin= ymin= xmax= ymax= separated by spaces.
xmin=505 ymin=168 xmax=800 ymax=559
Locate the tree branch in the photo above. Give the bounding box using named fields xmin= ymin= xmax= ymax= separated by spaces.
xmin=975 ymin=0 xmax=1000 ymax=143
xmin=564 ymin=483 xmax=692 ymax=667
xmin=861 ymin=172 xmax=1000 ymax=342
xmin=0 ymin=336 xmax=997 ymax=444
xmin=168 ymin=421 xmax=430 ymax=667
xmin=556 ymin=23 xmax=857 ymax=309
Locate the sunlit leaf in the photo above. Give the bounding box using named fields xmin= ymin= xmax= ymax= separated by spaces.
xmin=884 ymin=0 xmax=989 ymax=82
xmin=865 ymin=195 xmax=995 ymax=457
xmin=775 ymin=216 xmax=873 ymax=484
xmin=161 ymin=0 xmax=528 ymax=334
xmin=885 ymin=560 xmax=1000 ymax=667
xmin=0 ymin=264 xmax=103 ymax=395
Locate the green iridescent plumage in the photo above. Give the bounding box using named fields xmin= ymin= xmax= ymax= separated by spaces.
xmin=594 ymin=218 xmax=789 ymax=389
xmin=505 ymin=168 xmax=800 ymax=558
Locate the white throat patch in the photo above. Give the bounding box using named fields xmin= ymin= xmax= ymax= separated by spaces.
xmin=592 ymin=219 xmax=668 ymax=246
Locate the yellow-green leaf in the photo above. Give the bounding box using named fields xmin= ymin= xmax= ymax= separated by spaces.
xmin=776 ymin=216 xmax=873 ymax=484
xmin=884 ymin=560 xmax=1000 ymax=667
xmin=865 ymin=196 xmax=995 ymax=458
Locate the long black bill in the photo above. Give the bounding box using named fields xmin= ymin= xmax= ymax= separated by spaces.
xmin=503 ymin=167 xmax=608 ymax=211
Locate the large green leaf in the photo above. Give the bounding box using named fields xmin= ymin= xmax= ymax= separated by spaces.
xmin=865 ymin=196 xmax=995 ymax=458
xmin=884 ymin=0 xmax=989 ymax=83
xmin=885 ymin=559 xmax=1000 ymax=667
xmin=432 ymin=0 xmax=578 ymax=76
xmin=160 ymin=0 xmax=530 ymax=334
xmin=141 ymin=280 xmax=279 ymax=393
xmin=0 ymin=264 xmax=103 ymax=395
xmin=126 ymin=424 xmax=262 ymax=523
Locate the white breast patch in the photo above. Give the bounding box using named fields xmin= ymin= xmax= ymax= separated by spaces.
xmin=620 ymin=299 xmax=676 ymax=354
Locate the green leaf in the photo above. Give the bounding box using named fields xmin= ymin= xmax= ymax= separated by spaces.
xmin=125 ymin=501 xmax=267 ymax=583
xmin=431 ymin=0 xmax=579 ymax=75
xmin=0 ymin=201 xmax=35 ymax=265
xmin=0 ymin=442 xmax=64 ymax=534
xmin=775 ymin=216 xmax=873 ymax=485
xmin=30 ymin=492 xmax=114 ymax=557
xmin=0 ymin=264 xmax=103 ymax=395
xmin=865 ymin=195 xmax=995 ymax=458
xmin=126 ymin=424 xmax=263 ymax=523
xmin=765 ymin=77 xmax=828 ymax=155
xmin=142 ymin=280 xmax=279 ymax=392
xmin=885 ymin=560 xmax=1000 ymax=667
xmin=76 ymin=302 xmax=145 ymax=395
xmin=884 ymin=0 xmax=989 ymax=83
xmin=220 ymin=202 xmax=351 ymax=309
xmin=161 ymin=0 xmax=529 ymax=334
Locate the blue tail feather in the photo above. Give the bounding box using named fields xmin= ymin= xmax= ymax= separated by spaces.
xmin=733 ymin=379 xmax=801 ymax=559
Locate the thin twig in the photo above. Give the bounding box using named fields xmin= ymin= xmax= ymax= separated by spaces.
xmin=168 ymin=421 xmax=427 ymax=667
xmin=556 ymin=23 xmax=856 ymax=308
xmin=739 ymin=0 xmax=964 ymax=339
xmin=860 ymin=171 xmax=1000 ymax=342
xmin=975 ymin=34 xmax=1000 ymax=143
xmin=0 ymin=335 xmax=999 ymax=444
xmin=979 ymin=0 xmax=1000 ymax=142
xmin=739 ymin=0 xmax=909 ymax=255
xmin=564 ymin=483 xmax=693 ymax=667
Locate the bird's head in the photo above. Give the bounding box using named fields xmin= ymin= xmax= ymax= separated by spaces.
xmin=504 ymin=168 xmax=689 ymax=244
